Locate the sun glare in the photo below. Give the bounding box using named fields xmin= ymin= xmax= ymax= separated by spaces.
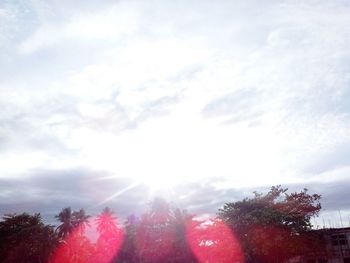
xmin=73 ymin=110 xmax=283 ymax=197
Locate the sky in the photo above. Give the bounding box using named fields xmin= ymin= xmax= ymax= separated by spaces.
xmin=1 ymin=0 xmax=350 ymax=227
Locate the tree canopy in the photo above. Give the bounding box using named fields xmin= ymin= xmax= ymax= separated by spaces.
xmin=0 ymin=213 xmax=58 ymax=263
xmin=0 ymin=186 xmax=326 ymax=263
xmin=218 ymin=185 xmax=323 ymax=263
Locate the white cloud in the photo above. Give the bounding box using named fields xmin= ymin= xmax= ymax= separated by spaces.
xmin=17 ymin=1 xmax=139 ymax=54
xmin=1 ymin=0 xmax=350 ymax=217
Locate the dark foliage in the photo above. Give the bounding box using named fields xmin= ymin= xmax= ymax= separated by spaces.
xmin=218 ymin=186 xmax=323 ymax=263
xmin=0 ymin=213 xmax=58 ymax=263
xmin=0 ymin=186 xmax=325 ymax=263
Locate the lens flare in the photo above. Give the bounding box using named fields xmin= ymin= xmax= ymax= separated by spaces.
xmin=51 ymin=218 xmax=123 ymax=263
xmin=94 ymin=215 xmax=124 ymax=263
xmin=186 ymin=219 xmax=244 ymax=263
xmin=51 ymin=226 xmax=94 ymax=263
xmin=135 ymin=213 xmax=176 ymax=262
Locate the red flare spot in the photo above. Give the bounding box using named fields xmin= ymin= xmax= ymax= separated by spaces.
xmin=186 ymin=219 xmax=244 ymax=263
xmin=51 ymin=219 xmax=123 ymax=263
xmin=51 ymin=226 xmax=95 ymax=263
xmin=94 ymin=229 xmax=124 ymax=263
xmin=135 ymin=213 xmax=176 ymax=262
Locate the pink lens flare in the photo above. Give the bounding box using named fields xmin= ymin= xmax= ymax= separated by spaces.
xmin=51 ymin=217 xmax=123 ymax=263
xmin=135 ymin=212 xmax=177 ymax=262
xmin=186 ymin=219 xmax=244 ymax=263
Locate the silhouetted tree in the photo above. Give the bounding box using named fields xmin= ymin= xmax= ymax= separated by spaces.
xmin=0 ymin=187 xmax=325 ymax=263
xmin=116 ymin=214 xmax=139 ymax=263
xmin=0 ymin=213 xmax=58 ymax=263
xmin=136 ymin=198 xmax=176 ymax=263
xmin=52 ymin=208 xmax=93 ymax=263
xmin=171 ymin=208 xmax=199 ymax=263
xmin=218 ymin=186 xmax=323 ymax=263
xmin=55 ymin=207 xmax=74 ymax=239
xmin=72 ymin=208 xmax=90 ymax=233
xmin=55 ymin=207 xmax=90 ymax=239
xmin=118 ymin=198 xmax=198 ymax=263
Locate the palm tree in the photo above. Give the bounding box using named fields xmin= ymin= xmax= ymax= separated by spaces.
xmin=56 ymin=208 xmax=90 ymax=238
xmin=96 ymin=207 xmax=118 ymax=236
xmin=95 ymin=207 xmax=122 ymax=263
xmin=72 ymin=208 xmax=90 ymax=233
xmin=53 ymin=208 xmax=92 ymax=263
xmin=56 ymin=207 xmax=74 ymax=239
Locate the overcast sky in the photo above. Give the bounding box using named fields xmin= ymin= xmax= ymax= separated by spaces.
xmin=1 ymin=0 xmax=350 ymax=227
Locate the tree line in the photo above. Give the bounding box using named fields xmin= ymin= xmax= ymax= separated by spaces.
xmin=0 ymin=186 xmax=325 ymax=263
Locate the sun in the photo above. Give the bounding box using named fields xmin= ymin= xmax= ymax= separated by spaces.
xmin=74 ymin=107 xmax=283 ymax=200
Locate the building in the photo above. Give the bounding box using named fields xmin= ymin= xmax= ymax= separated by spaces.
xmin=301 ymin=227 xmax=350 ymax=263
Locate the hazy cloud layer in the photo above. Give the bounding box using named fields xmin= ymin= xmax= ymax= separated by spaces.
xmin=1 ymin=0 xmax=350 ymax=224
xmin=1 ymin=167 xmax=349 ymax=227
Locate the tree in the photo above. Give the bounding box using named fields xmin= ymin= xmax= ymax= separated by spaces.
xmin=95 ymin=207 xmax=123 ymax=263
xmin=96 ymin=207 xmax=119 ymax=235
xmin=72 ymin=208 xmax=90 ymax=233
xmin=117 ymin=198 xmax=198 ymax=263
xmin=50 ymin=230 xmax=94 ymax=263
xmin=55 ymin=207 xmax=74 ymax=239
xmin=116 ymin=214 xmax=139 ymax=263
xmin=0 ymin=213 xmax=58 ymax=263
xmin=218 ymin=186 xmax=322 ymax=263
xmin=136 ymin=198 xmax=177 ymax=263
xmin=55 ymin=207 xmax=90 ymax=239
xmin=52 ymin=208 xmax=93 ymax=263
xmin=172 ymin=208 xmax=199 ymax=263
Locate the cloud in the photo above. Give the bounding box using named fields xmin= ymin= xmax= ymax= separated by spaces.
xmin=1 ymin=0 xmax=350 ymax=224
xmin=75 ymin=93 xmax=182 ymax=132
xmin=1 ymin=166 xmax=349 ymax=228
xmin=0 ymin=93 xmax=79 ymax=154
xmin=303 ymin=143 xmax=350 ymax=174
xmin=0 ymin=168 xmax=152 ymax=222
xmin=202 ymin=89 xmax=267 ymax=125
xmin=171 ymin=178 xmax=248 ymax=214
xmin=17 ymin=1 xmax=140 ymax=55
xmin=0 ymin=169 xmax=258 ymax=221
xmin=0 ymin=168 xmax=243 ymax=222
